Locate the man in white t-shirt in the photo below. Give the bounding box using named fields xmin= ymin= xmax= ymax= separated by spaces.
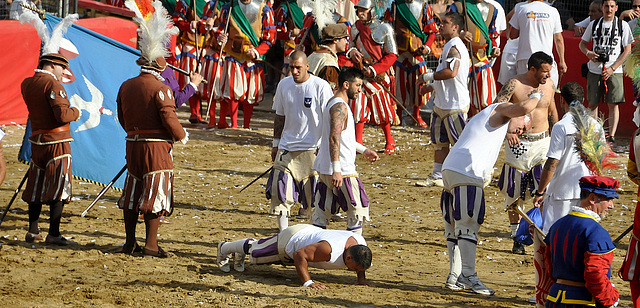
xmin=440 ymin=65 xmax=542 ymax=295
xmin=416 ymin=11 xmax=470 ymax=188
xmin=267 ymin=51 xmax=335 ymax=231
xmin=312 ymin=68 xmax=379 ymax=235
xmin=573 ymin=0 xmax=603 ymax=36
xmin=579 ymin=0 xmax=633 ymax=145
xmin=216 ymin=224 xmax=371 ymax=289
xmin=510 ymin=0 xmax=566 ymax=89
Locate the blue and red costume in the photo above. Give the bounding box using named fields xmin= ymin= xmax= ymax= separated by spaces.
xmin=544 ymin=210 xmax=619 ymax=307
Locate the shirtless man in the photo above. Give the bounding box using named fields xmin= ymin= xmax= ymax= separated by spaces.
xmin=495 ymin=51 xmax=558 ymax=255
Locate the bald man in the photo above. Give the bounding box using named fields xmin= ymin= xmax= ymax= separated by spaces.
xmin=266 ymin=51 xmax=334 ymax=231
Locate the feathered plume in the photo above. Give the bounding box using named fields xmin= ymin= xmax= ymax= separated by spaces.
xmin=19 ymin=10 xmax=50 ymax=47
xmin=126 ymin=0 xmax=178 ymax=63
xmin=44 ymin=14 xmax=79 ymax=55
xmin=624 ymin=24 xmax=640 ymax=88
xmin=297 ymin=0 xmax=338 ymax=38
xmin=571 ymin=103 xmax=618 ymax=175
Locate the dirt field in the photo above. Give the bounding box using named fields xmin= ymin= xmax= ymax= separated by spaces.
xmin=0 ymin=98 xmax=636 ymax=307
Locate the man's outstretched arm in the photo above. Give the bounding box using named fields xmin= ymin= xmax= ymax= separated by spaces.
xmin=293 ymin=241 xmax=332 ymax=289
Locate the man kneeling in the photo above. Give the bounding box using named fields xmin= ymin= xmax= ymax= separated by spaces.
xmin=217 ymin=224 xmax=371 ymax=289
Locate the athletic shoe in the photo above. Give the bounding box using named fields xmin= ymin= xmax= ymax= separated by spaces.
xmin=457 ymin=273 xmax=495 ymax=295
xmin=217 ymin=242 xmax=231 ymax=272
xmin=415 ymin=175 xmax=444 ymax=188
xmin=444 ymin=273 xmax=463 ymax=291
xmin=512 ymin=240 xmax=526 ymax=255
xmin=234 ymin=253 xmax=246 ymax=272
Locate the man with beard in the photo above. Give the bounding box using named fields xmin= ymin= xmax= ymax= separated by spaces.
xmin=347 ymin=0 xmax=399 ymax=154
xmin=307 ymin=23 xmax=350 ymax=91
xmin=311 ymin=67 xmax=379 ymax=235
xmin=495 ymin=51 xmax=557 ymax=255
xmin=267 ymin=51 xmax=334 ymax=231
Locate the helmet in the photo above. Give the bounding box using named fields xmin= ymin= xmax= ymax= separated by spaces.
xmin=355 ymin=0 xmax=373 ymax=9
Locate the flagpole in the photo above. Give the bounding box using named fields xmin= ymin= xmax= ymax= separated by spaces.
xmin=0 ymin=171 xmax=29 ymax=227
xmin=81 ymin=165 xmax=127 ymax=217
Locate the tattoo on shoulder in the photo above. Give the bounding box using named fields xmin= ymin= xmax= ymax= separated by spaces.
xmin=448 ymin=46 xmax=461 ymax=59
xmin=494 ymin=78 xmax=517 ymax=104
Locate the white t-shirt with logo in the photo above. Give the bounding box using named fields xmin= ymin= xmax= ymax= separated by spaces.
xmin=510 ymin=1 xmax=563 ymax=62
xmin=273 ymin=75 xmax=334 ymax=151
xmin=581 ymin=17 xmax=633 ymax=74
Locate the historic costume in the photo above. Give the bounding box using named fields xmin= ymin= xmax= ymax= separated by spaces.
xmin=449 ymin=0 xmax=499 ymax=113
xmin=544 ymin=177 xmax=620 ymax=307
xmin=214 ymin=0 xmax=276 ymax=129
xmin=349 ymin=0 xmax=398 ymax=154
xmin=195 ymin=0 xmax=229 ymax=126
xmin=19 ymin=12 xmax=81 ymax=245
xmin=385 ymin=0 xmax=438 ymax=127
xmin=307 ymin=23 xmax=351 ymax=90
xmin=172 ymin=0 xmax=207 ymax=123
xmin=274 ymin=0 xmax=305 ymax=73
xmin=117 ymin=0 xmax=187 ymax=257
xmin=620 ymin=128 xmax=640 ymax=307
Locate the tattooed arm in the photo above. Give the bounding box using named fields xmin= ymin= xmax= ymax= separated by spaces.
xmin=272 ymin=115 xmax=285 ymax=161
xmin=329 ymin=102 xmax=348 ymax=188
xmin=533 ymin=158 xmax=559 ymax=208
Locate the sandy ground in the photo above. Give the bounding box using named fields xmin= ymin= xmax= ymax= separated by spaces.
xmin=0 ymin=96 xmax=637 ymax=307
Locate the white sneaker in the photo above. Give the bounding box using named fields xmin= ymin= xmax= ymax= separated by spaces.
xmin=444 ymin=273 xmax=463 ymax=291
xmin=456 ymin=273 xmax=495 ymax=295
xmin=217 ymin=242 xmax=231 ymax=272
xmin=234 ymin=253 xmax=246 ymax=272
xmin=416 ymin=175 xmax=444 ymax=188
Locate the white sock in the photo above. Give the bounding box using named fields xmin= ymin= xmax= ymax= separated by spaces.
xmin=458 ymin=238 xmax=477 ymax=277
xmin=277 ymin=214 xmax=289 ymax=231
xmin=447 ymin=240 xmax=462 ymax=276
xmin=434 ymin=163 xmax=443 ymax=173
xmin=221 ymin=239 xmax=250 ymax=255
xmin=510 ymin=223 xmax=519 ymax=238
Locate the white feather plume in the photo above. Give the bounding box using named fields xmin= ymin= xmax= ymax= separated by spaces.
xmin=19 ymin=10 xmax=50 ymax=47
xmin=313 ymin=0 xmax=338 ymax=37
xmin=297 ymin=0 xmax=338 ymax=40
xmin=43 ymin=14 xmax=79 ymax=55
xmin=129 ymin=0 xmax=179 ymax=62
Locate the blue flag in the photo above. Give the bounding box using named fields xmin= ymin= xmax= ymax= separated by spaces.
xmin=19 ymin=13 xmax=143 ymax=190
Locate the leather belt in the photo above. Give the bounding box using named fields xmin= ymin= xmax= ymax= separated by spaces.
xmin=519 ymin=131 xmax=550 ymax=142
xmin=32 ymin=125 xmax=70 ymax=135
xmin=556 ymin=279 xmax=586 ymax=287
xmin=126 ymin=129 xmax=169 ymax=138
